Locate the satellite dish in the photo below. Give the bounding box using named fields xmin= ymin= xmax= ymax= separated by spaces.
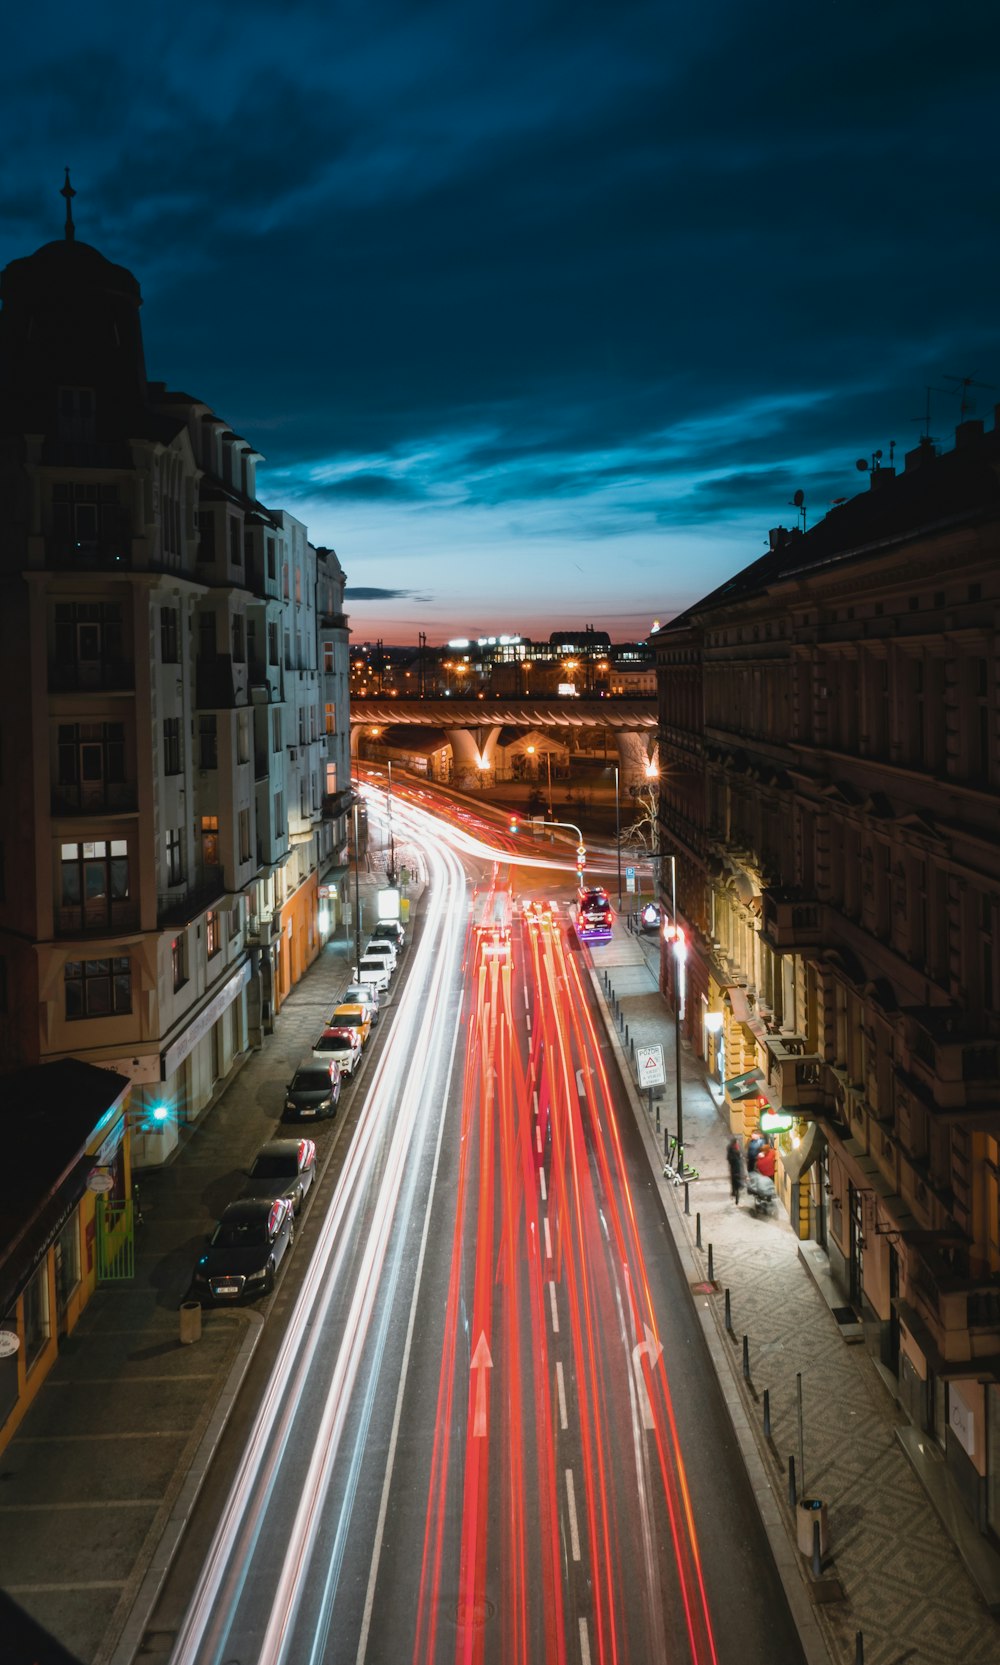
xmin=855 ymin=458 xmax=869 ymax=472
xmin=792 ymin=489 xmax=805 ymax=507
xmin=874 ymin=449 xmax=883 ymax=460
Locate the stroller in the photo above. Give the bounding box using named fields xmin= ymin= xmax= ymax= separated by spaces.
xmin=746 ymin=1170 xmax=778 ymax=1218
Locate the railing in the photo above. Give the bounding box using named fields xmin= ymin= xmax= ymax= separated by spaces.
xmin=57 ymin=900 xmax=140 ymax=936
xmin=51 ymin=782 xmax=138 ymax=816
xmin=49 ymin=658 xmax=135 ymax=693
xmin=157 ymin=868 xmax=227 ymax=927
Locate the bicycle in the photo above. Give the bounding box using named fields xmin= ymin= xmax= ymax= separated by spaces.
xmin=663 ymin=1135 xmax=700 ymax=1185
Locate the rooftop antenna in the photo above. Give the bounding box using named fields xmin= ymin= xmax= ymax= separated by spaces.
xmin=60 ymin=166 xmax=76 ymax=241
xmin=788 ymin=488 xmax=807 ymax=531
xmin=855 ymin=448 xmax=883 ymax=475
xmin=943 ymin=373 xmax=996 ymax=423
xmin=911 ymin=385 xmax=946 ymax=444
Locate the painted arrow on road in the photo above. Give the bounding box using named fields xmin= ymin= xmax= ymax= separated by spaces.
xmin=471 ymin=1332 xmax=493 ymax=1437
xmin=631 ymin=1323 xmax=664 ymax=1431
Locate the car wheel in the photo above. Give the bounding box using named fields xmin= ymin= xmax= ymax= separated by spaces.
xmin=288 ymin=1220 xmax=295 ymax=1247
xmin=264 ymin=1257 xmax=276 ymax=1294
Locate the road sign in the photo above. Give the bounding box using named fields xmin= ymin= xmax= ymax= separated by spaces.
xmin=626 ymin=874 xmax=636 ymax=893
xmin=635 ymin=1043 xmax=665 ymax=1088
xmin=625 ymin=866 xmax=635 ymax=879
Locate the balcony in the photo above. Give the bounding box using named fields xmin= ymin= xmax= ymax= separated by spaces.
xmin=763 ymin=1034 xmax=826 ymax=1113
xmin=56 ymin=899 xmax=140 ymax=937
xmin=157 ymin=868 xmax=226 ymax=927
xmin=321 ymin=787 xmax=354 ymax=822
xmin=51 ymin=781 xmax=138 ymax=816
xmin=760 ymin=887 xmax=822 ymax=952
xmin=907 ymin=1009 xmax=1000 ymax=1114
xmin=45 ymin=538 xmax=132 ymax=572
xmin=196 ymin=653 xmax=236 ymax=708
xmin=906 ymin=1236 xmax=1000 ymax=1365
xmin=49 ymin=658 xmax=135 ymax=694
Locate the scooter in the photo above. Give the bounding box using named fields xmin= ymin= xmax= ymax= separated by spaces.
xmin=746 ymin=1170 xmax=778 ymax=1218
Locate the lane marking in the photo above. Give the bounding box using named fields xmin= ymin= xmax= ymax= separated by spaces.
xmin=539 ymin=1168 xmax=547 ymax=1202
xmin=579 ymin=1616 xmax=592 ymax=1665
xmin=523 ymin=986 xmax=529 ymax=1009
xmin=556 ymin=1361 xmax=568 ymax=1430
xmin=565 ymin=1468 xmax=581 ymax=1561
xmin=548 ymin=1281 xmax=560 ymax=1334
xmin=525 ymin=1013 xmax=531 ymax=1034
xmin=544 ymin=1216 xmax=553 ymax=1260
xmin=535 ymin=1123 xmax=542 ymax=1155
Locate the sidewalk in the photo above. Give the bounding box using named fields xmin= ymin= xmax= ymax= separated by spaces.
xmin=0 ymin=868 xmax=396 ymax=1665
xmin=594 ymin=916 xmax=1000 ymax=1665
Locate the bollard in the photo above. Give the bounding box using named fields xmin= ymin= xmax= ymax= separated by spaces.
xmin=854 ymin=1632 xmax=864 ymax=1665
xmin=763 ymin=1388 xmax=771 ymax=1437
xmin=724 ymin=1287 xmax=732 ymax=1332
xmin=630 ymin=1038 xmax=635 ymax=1061
xmin=695 ymin=1211 xmax=702 ymax=1249
xmin=742 ymin=1334 xmax=750 ymax=1381
xmin=179 ymin=1302 xmax=202 ymax=1345
xmin=707 ymin=1242 xmax=714 ymax=1282
xmin=656 ymin=1101 xmax=660 ymax=1132
xmin=811 ymin=1517 xmax=823 ymax=1578
xmin=788 ymin=1454 xmax=797 ymax=1509
xmin=684 ymin=1180 xmax=690 ymax=1216
xmin=625 ymin=1023 xmax=629 ymax=1046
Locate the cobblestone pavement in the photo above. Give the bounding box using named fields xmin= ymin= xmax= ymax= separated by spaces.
xmin=596 ymin=922 xmax=1000 ymax=1665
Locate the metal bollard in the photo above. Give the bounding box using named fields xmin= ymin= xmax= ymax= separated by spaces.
xmin=724 ymin=1288 xmax=732 ymax=1332
xmin=695 ymin=1211 xmax=702 ymax=1249
xmin=742 ymin=1334 xmax=750 ymax=1381
xmin=656 ymin=1101 xmax=660 ymax=1132
xmin=763 ymin=1388 xmax=771 ymax=1437
xmin=811 ymin=1518 xmax=823 ymax=1578
xmin=788 ymin=1454 xmax=797 ymax=1509
xmin=707 ymin=1242 xmax=714 ymax=1282
xmin=854 ymin=1632 xmax=864 ymax=1665
xmin=625 ymin=1023 xmax=629 ymax=1046
xmin=684 ymin=1180 xmax=690 ymax=1216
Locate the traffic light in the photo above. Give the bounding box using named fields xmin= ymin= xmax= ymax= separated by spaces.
xmin=509 ymin=815 xmax=519 ymax=834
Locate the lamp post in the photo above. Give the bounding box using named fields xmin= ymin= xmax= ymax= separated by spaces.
xmin=386 ymin=759 xmax=396 ymax=884
xmin=664 ymin=851 xmax=684 ymax=1172
xmin=546 ymin=745 xmax=553 ymax=816
xmin=352 ymin=799 xmax=362 ymax=969
xmin=614 ymin=764 xmax=622 ymax=911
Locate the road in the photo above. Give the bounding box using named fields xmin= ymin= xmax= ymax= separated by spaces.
xmin=158 ymin=786 xmax=806 ymax=1665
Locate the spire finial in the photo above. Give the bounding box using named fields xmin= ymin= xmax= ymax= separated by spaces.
xmin=60 ymin=167 xmax=76 ymax=241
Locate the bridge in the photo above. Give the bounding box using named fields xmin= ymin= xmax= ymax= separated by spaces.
xmin=350 ymin=696 xmax=658 ymax=786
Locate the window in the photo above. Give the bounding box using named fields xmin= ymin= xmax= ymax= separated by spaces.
xmin=60 ymin=839 xmax=129 ymax=929
xmin=284 ymin=630 xmax=291 ymax=668
xmin=238 ymin=808 xmax=251 ymax=863
xmin=52 ymin=481 xmax=120 ymax=551
xmin=199 ymin=610 xmax=217 ymax=656
xmin=232 ymin=613 xmax=245 ymax=663
xmin=166 ymin=828 xmax=184 ymax=885
xmin=282 ymin=564 xmax=290 ymax=601
xmin=201 ymin=815 xmax=219 ymax=867
xmin=55 ymin=1216 xmax=80 ymax=1314
xmin=323 ymin=643 xmax=334 ymax=673
xmin=325 ymin=702 xmax=336 ymax=735
xmin=198 ymin=510 xmax=216 ymax=563
xmin=268 ymin=621 xmax=279 ymax=664
xmin=229 ymin=517 xmax=242 ymax=566
xmin=295 ymin=568 xmax=302 ymax=604
xmin=163 ymin=717 xmax=181 ymax=775
xmin=56 ymin=722 xmax=126 ymax=809
xmin=54 ymin=601 xmax=124 ymax=684
xmin=199 ymin=714 xmax=217 ymax=769
xmin=160 ymin=606 xmax=179 ymax=663
xmin=274 ymin=790 xmax=285 ymax=833
xmin=298 ymin=707 xmax=306 ymax=745
xmin=266 ymin=537 xmax=276 ymax=580
xmin=65 ymin=956 xmax=132 ymax=1019
xmin=22 ymin=1262 xmax=50 ymax=1370
xmin=237 ymin=710 xmax=250 ymax=764
xmin=57 ymin=385 xmax=96 ymax=443
xmin=172 ymin=933 xmax=187 ymax=991
xmin=325 ymin=762 xmax=337 ymax=796
xmin=206 ymin=909 xmax=220 ymax=958
xmin=272 ymin=709 xmax=282 ymax=751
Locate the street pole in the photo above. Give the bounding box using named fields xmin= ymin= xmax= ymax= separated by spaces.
xmin=614 ymin=764 xmax=622 ymax=911
xmin=546 ymin=746 xmax=553 ymax=816
xmin=352 ymin=800 xmax=362 ymax=969
xmin=669 ymin=852 xmax=683 ymax=1171
xmin=387 ymin=758 xmax=396 ymax=884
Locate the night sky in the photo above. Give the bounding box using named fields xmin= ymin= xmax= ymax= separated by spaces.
xmin=1 ymin=0 xmax=997 ymax=643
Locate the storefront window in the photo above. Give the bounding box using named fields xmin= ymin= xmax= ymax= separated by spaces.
xmin=55 ymin=1216 xmax=81 ymax=1314
xmin=23 ymin=1263 xmax=50 ymax=1371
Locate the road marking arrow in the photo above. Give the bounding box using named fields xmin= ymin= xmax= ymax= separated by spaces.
xmin=631 ymin=1323 xmax=664 ymax=1430
xmin=471 ymin=1332 xmax=493 ymax=1437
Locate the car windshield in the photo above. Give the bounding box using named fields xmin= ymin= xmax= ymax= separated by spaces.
xmin=359 ymin=961 xmax=382 ymax=971
xmin=292 ymin=1070 xmax=330 ymax=1091
xmin=335 ymin=1013 xmax=364 ymax=1028
xmin=212 ymin=1220 xmax=267 ymax=1248
xmin=249 ymin=1155 xmax=296 ymax=1178
xmin=581 ymin=893 xmax=609 ymax=909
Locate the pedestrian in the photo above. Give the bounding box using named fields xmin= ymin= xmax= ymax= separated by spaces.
xmin=726 ymin=1136 xmax=745 ymax=1205
xmin=746 ymin=1128 xmax=765 ymax=1172
xmin=755 ymin=1136 xmax=777 ymax=1181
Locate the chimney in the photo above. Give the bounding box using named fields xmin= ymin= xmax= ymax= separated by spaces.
xmin=905 ymin=436 xmax=936 ymax=473
xmin=955 ymin=418 xmax=985 ymax=450
xmin=868 ymin=466 xmax=896 ymax=491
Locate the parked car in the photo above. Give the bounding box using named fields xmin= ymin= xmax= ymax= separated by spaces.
xmin=342 ymin=980 xmax=380 ymax=1021
xmin=242 ymin=1138 xmax=317 ymax=1214
xmin=370 ymin=919 xmax=406 ymax=948
xmin=352 ymin=956 xmax=392 ymax=994
xmin=282 ymin=1061 xmax=342 ymax=1121
xmin=312 ymin=1026 xmax=363 ymax=1075
xmin=330 ymin=1002 xmax=374 ymax=1047
xmin=640 ymin=901 xmax=662 ymax=933
xmin=361 ymin=937 xmax=397 ymax=973
xmin=190 ymin=1197 xmax=294 ymax=1302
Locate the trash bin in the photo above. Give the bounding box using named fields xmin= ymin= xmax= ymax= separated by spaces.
xmin=179 ymin=1301 xmax=202 ymax=1345
xmin=796 ymin=1497 xmax=828 ymax=1558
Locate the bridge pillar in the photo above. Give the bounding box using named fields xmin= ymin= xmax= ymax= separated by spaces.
xmin=447 ymin=726 xmax=502 ymax=790
xmin=616 ymin=730 xmax=657 ymax=788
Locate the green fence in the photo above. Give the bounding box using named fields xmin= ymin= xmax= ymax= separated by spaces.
xmin=96 ymin=1197 xmax=135 ymax=1281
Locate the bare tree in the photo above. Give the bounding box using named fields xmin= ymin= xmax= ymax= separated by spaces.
xmin=621 ymin=782 xmax=658 ymax=854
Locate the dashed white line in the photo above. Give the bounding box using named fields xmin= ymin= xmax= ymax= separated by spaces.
xmin=548 ymin=1280 xmax=560 ymax=1333
xmin=535 ymin=1123 xmax=542 ymax=1155
xmin=556 ymin=1361 xmax=568 ymax=1430
xmin=544 ymin=1216 xmax=553 ymax=1259
xmin=565 ymin=1468 xmax=581 ymax=1561
xmin=539 ymin=1168 xmax=547 ymax=1202
xmin=579 ymin=1616 xmax=592 ymax=1665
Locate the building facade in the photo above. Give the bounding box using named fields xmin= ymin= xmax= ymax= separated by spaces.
xmin=656 ymin=420 xmax=1000 ymax=1548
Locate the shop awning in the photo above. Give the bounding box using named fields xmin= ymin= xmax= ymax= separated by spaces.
xmin=781 ymin=1121 xmax=824 ymax=1183
xmin=724 ymin=1067 xmax=765 ymax=1099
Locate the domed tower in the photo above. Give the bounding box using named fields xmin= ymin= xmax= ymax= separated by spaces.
xmin=0 ymin=170 xmax=149 ymax=448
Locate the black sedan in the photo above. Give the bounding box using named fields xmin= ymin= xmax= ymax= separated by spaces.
xmin=282 ymin=1062 xmax=342 ymax=1121
xmin=242 ymin=1138 xmax=317 ymax=1214
xmin=190 ymin=1197 xmax=294 ymax=1302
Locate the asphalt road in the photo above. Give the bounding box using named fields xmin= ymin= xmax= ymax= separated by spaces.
xmin=151 ymin=792 xmax=806 ymax=1665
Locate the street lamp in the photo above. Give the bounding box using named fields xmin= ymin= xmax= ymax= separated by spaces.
xmin=663 ymin=852 xmax=685 ymax=1174
xmin=613 ymin=764 xmax=622 ymax=911
xmin=352 ymin=799 xmax=363 ymax=968
xmin=386 ymin=758 xmax=396 ymax=884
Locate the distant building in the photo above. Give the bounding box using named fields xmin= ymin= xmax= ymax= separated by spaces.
xmin=654 ymin=417 xmax=1000 ymax=1554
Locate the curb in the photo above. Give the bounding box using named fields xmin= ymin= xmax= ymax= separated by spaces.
xmin=589 ymin=963 xmax=833 ymax=1665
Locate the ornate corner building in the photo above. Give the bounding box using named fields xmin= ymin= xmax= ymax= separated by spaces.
xmin=655 ymin=420 xmax=1000 ymax=1537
